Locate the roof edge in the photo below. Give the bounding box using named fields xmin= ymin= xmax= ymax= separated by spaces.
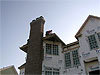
xmin=75 ymin=15 xmax=100 ymax=39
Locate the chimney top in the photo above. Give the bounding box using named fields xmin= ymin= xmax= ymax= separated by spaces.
xmin=31 ymin=16 xmax=45 ymax=24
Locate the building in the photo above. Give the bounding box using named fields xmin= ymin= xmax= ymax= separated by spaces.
xmin=75 ymin=15 xmax=100 ymax=75
xmin=18 ymin=33 xmax=66 ymax=75
xmin=63 ymin=41 xmax=82 ymax=75
xmin=0 ymin=65 xmax=18 ymax=75
xmin=18 ymin=15 xmax=100 ymax=75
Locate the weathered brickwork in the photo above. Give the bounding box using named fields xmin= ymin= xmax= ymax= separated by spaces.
xmin=25 ymin=16 xmax=45 ymax=75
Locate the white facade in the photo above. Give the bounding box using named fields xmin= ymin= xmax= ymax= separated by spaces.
xmin=63 ymin=41 xmax=82 ymax=75
xmin=42 ymin=40 xmax=65 ymax=75
xmin=76 ymin=15 xmax=100 ymax=75
xmin=19 ymin=34 xmax=66 ymax=75
xmin=19 ymin=15 xmax=100 ymax=75
xmin=63 ymin=15 xmax=100 ymax=75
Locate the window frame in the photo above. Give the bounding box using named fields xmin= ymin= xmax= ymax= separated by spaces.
xmin=45 ymin=67 xmax=60 ymax=75
xmin=87 ymin=34 xmax=99 ymax=50
xmin=72 ymin=49 xmax=80 ymax=67
xmin=64 ymin=52 xmax=71 ymax=68
xmin=64 ymin=48 xmax=80 ymax=69
xmin=97 ymin=32 xmax=100 ymax=41
xmin=46 ymin=43 xmax=59 ymax=55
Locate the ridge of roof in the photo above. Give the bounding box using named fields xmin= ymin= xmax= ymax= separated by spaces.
xmin=75 ymin=15 xmax=100 ymax=39
xmin=43 ymin=33 xmax=66 ymax=46
xmin=63 ymin=41 xmax=79 ymax=48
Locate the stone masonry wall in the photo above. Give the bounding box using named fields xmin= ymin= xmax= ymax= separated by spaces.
xmin=25 ymin=16 xmax=45 ymax=75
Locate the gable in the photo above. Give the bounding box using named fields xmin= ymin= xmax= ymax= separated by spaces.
xmin=43 ymin=33 xmax=66 ymax=46
xmin=75 ymin=15 xmax=100 ymax=39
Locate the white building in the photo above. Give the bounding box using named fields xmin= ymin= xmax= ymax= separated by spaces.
xmin=18 ymin=15 xmax=100 ymax=75
xmin=75 ymin=15 xmax=100 ymax=75
xmin=18 ymin=33 xmax=66 ymax=75
xmin=63 ymin=41 xmax=82 ymax=75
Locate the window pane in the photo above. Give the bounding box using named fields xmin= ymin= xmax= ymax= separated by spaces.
xmin=72 ymin=50 xmax=80 ymax=66
xmin=53 ymin=45 xmax=59 ymax=55
xmin=88 ymin=35 xmax=98 ymax=50
xmin=45 ymin=71 xmax=52 ymax=75
xmin=53 ymin=72 xmax=59 ymax=75
xmin=97 ymin=33 xmax=100 ymax=41
xmin=65 ymin=52 xmax=71 ymax=68
xmin=46 ymin=44 xmax=52 ymax=54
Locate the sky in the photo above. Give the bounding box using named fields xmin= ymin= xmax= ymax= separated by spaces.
xmin=1 ymin=0 xmax=100 ymax=73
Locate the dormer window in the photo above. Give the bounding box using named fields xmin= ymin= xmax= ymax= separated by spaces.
xmin=46 ymin=43 xmax=59 ymax=55
xmin=88 ymin=34 xmax=98 ymax=50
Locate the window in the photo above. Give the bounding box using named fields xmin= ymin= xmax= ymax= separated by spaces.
xmin=45 ymin=71 xmax=52 ymax=75
xmin=65 ymin=49 xmax=80 ymax=68
xmin=97 ymin=33 xmax=100 ymax=41
xmin=53 ymin=45 xmax=58 ymax=55
xmin=45 ymin=67 xmax=52 ymax=75
xmin=46 ymin=44 xmax=52 ymax=54
xmin=72 ymin=50 xmax=80 ymax=66
xmin=46 ymin=44 xmax=59 ymax=55
xmin=45 ymin=67 xmax=59 ymax=75
xmin=88 ymin=34 xmax=98 ymax=50
xmin=65 ymin=52 xmax=71 ymax=68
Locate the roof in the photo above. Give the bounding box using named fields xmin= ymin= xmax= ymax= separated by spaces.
xmin=63 ymin=41 xmax=79 ymax=48
xmin=18 ymin=63 xmax=26 ymax=69
xmin=62 ymin=41 xmax=79 ymax=53
xmin=75 ymin=15 xmax=100 ymax=39
xmin=0 ymin=65 xmax=18 ymax=75
xmin=43 ymin=33 xmax=66 ymax=46
xmin=20 ymin=33 xmax=66 ymax=53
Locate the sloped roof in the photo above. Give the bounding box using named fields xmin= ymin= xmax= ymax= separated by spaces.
xmin=0 ymin=65 xmax=18 ymax=75
xmin=63 ymin=41 xmax=79 ymax=48
xmin=75 ymin=15 xmax=100 ymax=38
xmin=43 ymin=33 xmax=66 ymax=46
xmin=20 ymin=33 xmax=66 ymax=53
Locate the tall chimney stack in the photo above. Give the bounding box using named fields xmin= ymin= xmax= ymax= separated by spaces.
xmin=25 ymin=16 xmax=45 ymax=75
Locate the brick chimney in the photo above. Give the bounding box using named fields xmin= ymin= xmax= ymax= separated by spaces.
xmin=25 ymin=16 xmax=45 ymax=75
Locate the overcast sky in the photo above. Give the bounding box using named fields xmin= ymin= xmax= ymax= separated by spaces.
xmin=1 ymin=0 xmax=100 ymax=73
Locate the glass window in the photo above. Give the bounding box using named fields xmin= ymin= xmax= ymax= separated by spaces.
xmin=53 ymin=45 xmax=59 ymax=55
xmin=97 ymin=33 xmax=100 ymax=41
xmin=72 ymin=50 xmax=80 ymax=66
xmin=53 ymin=72 xmax=59 ymax=75
xmin=45 ymin=71 xmax=52 ymax=75
xmin=88 ymin=34 xmax=98 ymax=50
xmin=45 ymin=67 xmax=59 ymax=75
xmin=46 ymin=44 xmax=52 ymax=54
xmin=65 ymin=52 xmax=71 ymax=68
xmin=53 ymin=68 xmax=59 ymax=75
xmin=46 ymin=44 xmax=59 ymax=55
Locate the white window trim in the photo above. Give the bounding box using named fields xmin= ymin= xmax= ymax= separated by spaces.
xmin=64 ymin=48 xmax=80 ymax=69
xmin=45 ymin=67 xmax=60 ymax=75
xmin=87 ymin=33 xmax=100 ymax=51
xmin=45 ymin=43 xmax=59 ymax=55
